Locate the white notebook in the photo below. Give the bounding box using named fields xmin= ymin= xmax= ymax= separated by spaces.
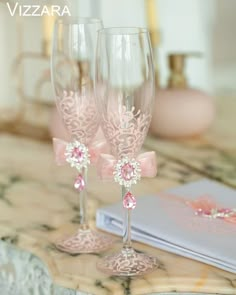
xmin=96 ymin=179 xmax=236 ymax=273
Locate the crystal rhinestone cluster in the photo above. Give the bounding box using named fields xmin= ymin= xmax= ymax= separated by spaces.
xmin=65 ymin=141 xmax=90 ymax=171
xmin=195 ymin=207 xmax=236 ymax=219
xmin=114 ymin=157 xmax=141 ymax=188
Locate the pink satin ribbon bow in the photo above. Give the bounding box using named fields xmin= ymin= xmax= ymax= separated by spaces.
xmin=97 ymin=151 xmax=157 ymax=180
xmin=53 ymin=138 xmax=108 ymax=166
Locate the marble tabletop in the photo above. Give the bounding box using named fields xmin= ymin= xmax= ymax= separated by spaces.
xmin=0 ymin=97 xmax=235 ymax=294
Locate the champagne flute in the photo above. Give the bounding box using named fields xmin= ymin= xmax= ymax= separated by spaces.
xmin=95 ymin=27 xmax=159 ymax=276
xmin=51 ymin=18 xmax=114 ymax=254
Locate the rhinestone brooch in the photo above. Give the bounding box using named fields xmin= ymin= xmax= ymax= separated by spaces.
xmin=65 ymin=140 xmax=90 ymax=171
xmin=114 ymin=157 xmax=141 ymax=188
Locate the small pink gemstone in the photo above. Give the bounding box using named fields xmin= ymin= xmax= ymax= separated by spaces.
xmin=74 ymin=174 xmax=85 ymax=191
xmin=123 ymin=192 xmax=136 ymax=210
xmin=196 ymin=208 xmax=203 ymax=215
xmin=121 ymin=163 xmax=135 ymax=181
xmin=204 ymin=210 xmax=211 ymax=216
xmin=72 ymin=147 xmax=84 ymax=163
xmin=218 ymin=208 xmax=232 ymax=214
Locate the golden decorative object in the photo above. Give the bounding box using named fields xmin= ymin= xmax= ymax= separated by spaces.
xmin=42 ymin=5 xmax=57 ymax=57
xmin=168 ymin=53 xmax=202 ymax=88
xmin=145 ymin=0 xmax=161 ymax=87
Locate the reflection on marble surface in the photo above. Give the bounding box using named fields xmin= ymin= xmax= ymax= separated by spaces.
xmin=0 ymin=241 xmax=92 ymax=294
xmin=0 ymin=237 xmax=214 ymax=295
xmin=0 ymin=134 xmax=236 ymax=294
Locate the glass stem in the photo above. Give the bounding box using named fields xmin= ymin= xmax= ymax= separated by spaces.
xmin=122 ymin=186 xmax=132 ymax=249
xmin=79 ymin=167 xmax=88 ymax=230
xmin=123 ymin=95 xmax=133 ymax=249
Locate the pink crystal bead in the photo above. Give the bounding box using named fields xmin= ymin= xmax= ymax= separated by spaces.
xmin=203 ymin=210 xmax=211 ymax=216
xmin=218 ymin=208 xmax=232 ymax=214
xmin=74 ymin=174 xmax=85 ymax=191
xmin=121 ymin=163 xmax=135 ymax=181
xmin=123 ymin=192 xmax=136 ymax=210
xmin=72 ymin=147 xmax=84 ymax=163
xmin=195 ymin=208 xmax=203 ymax=216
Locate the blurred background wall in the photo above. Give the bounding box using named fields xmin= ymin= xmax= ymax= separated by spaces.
xmin=0 ymin=0 xmax=235 ymax=138
xmin=212 ymin=0 xmax=236 ymax=95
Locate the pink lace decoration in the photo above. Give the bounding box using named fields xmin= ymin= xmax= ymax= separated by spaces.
xmin=56 ymin=229 xmax=114 ymax=254
xmin=97 ymin=247 xmax=159 ymax=276
xmin=57 ymin=91 xmax=99 ymax=145
xmin=101 ymin=106 xmax=151 ymax=158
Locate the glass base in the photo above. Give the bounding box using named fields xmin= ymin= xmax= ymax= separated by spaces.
xmin=97 ymin=247 xmax=159 ymax=276
xmin=55 ymin=227 xmax=115 ymax=254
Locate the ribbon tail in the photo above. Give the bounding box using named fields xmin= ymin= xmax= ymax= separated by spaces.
xmin=187 ymin=196 xmax=217 ymax=212
xmin=138 ymin=151 xmax=157 ymax=177
xmin=89 ymin=140 xmax=110 ymax=165
xmin=225 ymin=215 xmax=236 ymax=224
xmin=97 ymin=153 xmax=116 ymax=180
xmin=52 ymin=137 xmax=68 ymax=166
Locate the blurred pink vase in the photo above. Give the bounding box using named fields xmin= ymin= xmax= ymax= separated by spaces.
xmin=150 ymin=88 xmax=215 ymax=138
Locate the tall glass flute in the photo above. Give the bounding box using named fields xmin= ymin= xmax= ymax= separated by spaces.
xmin=95 ymin=27 xmax=159 ymax=276
xmin=51 ymin=18 xmax=114 ymax=254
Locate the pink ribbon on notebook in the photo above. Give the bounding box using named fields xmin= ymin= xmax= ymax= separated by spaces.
xmin=97 ymin=151 xmax=157 ymax=180
xmin=186 ymin=196 xmax=236 ymax=224
xmin=161 ymin=192 xmax=236 ymax=225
